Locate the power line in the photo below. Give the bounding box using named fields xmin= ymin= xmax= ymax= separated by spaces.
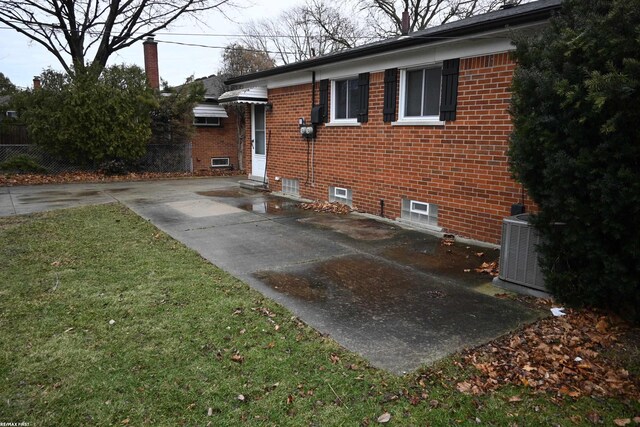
xmin=154 ymin=39 xmax=296 ymax=54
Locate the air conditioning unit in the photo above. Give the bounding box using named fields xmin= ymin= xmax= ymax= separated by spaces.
xmin=495 ymin=214 xmax=548 ymax=296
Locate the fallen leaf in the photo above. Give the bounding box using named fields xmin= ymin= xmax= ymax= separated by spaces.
xmin=121 ymin=419 xmax=130 ymax=425
xmin=614 ymin=419 xmax=631 ymax=426
xmin=330 ymin=353 xmax=340 ymax=364
xmin=475 ymin=252 xmax=484 ymax=257
xmin=508 ymin=396 xmax=522 ymax=403
xmin=457 ymin=381 xmax=472 ymax=394
xmin=230 ymin=354 xmax=244 ymax=363
xmin=377 ymin=412 xmax=391 ymax=423
xmin=287 ymin=395 xmax=294 ymax=404
xmin=595 ymin=318 xmax=608 ymax=333
xmin=237 ymin=394 xmax=245 ymax=402
xmin=586 ymin=412 xmax=601 ymax=424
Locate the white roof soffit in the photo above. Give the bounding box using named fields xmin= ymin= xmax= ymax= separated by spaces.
xmin=218 ymin=87 xmax=268 ymax=105
xmin=193 ymin=104 xmax=228 ymax=118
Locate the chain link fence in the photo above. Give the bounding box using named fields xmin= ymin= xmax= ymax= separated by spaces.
xmin=0 ymin=143 xmax=193 ymax=174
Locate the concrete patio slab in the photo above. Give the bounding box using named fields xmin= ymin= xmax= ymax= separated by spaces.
xmin=0 ymin=177 xmax=545 ymax=374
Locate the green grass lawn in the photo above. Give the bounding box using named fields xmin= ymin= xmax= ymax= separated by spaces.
xmin=1 ymin=204 xmax=638 ymax=426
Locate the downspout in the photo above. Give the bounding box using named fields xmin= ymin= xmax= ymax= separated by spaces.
xmin=263 ymin=129 xmax=271 ymax=186
xmin=311 ymin=71 xmax=316 ymax=186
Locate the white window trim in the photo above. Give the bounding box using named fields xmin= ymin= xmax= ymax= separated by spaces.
xmin=211 ymin=157 xmax=230 ymax=168
xmin=334 ymin=187 xmax=348 ymax=198
xmin=397 ymin=66 xmax=443 ymax=125
xmin=410 ymin=200 xmax=430 ymax=215
xmin=330 ymin=78 xmax=358 ymax=124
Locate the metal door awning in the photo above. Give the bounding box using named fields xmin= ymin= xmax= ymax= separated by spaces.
xmin=218 ymin=87 xmax=268 ymax=105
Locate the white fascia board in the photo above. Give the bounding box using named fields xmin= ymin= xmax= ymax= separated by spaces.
xmin=236 ymin=22 xmax=543 ymax=90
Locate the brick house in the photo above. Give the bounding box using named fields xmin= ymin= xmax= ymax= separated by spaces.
xmin=190 ymin=75 xmax=242 ymax=172
xmin=222 ymin=0 xmax=561 ymax=245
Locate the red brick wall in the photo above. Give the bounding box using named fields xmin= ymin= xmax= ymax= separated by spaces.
xmin=192 ymin=108 xmax=241 ymax=172
xmin=245 ymin=52 xmax=534 ymax=244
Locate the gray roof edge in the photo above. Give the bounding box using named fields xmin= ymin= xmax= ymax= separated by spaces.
xmin=225 ymin=0 xmax=561 ymax=86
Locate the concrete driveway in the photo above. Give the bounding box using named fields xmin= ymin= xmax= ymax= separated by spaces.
xmin=0 ymin=177 xmax=543 ymax=374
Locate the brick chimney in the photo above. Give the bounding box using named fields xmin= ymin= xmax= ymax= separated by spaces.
xmin=401 ymin=9 xmax=410 ymax=35
xmin=33 ymin=76 xmax=41 ymax=90
xmin=143 ymin=36 xmax=160 ymax=90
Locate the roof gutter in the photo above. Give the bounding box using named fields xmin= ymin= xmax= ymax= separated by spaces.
xmin=225 ymin=1 xmax=561 ymax=86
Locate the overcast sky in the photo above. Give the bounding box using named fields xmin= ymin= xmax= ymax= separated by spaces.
xmin=0 ymin=0 xmax=301 ymax=89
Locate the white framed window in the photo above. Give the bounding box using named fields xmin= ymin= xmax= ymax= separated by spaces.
xmin=401 ymin=198 xmax=439 ymax=228
xmin=329 ymin=186 xmax=352 ymax=206
xmin=194 ymin=116 xmax=221 ymax=127
xmin=331 ymin=78 xmax=359 ymax=123
xmin=211 ymin=157 xmax=230 ymax=168
xmin=410 ymin=200 xmax=429 ymax=215
xmin=398 ymin=65 xmax=442 ymax=124
xmin=334 ymin=187 xmax=348 ymax=198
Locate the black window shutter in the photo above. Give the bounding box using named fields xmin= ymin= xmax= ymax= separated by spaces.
xmin=319 ymin=79 xmax=329 ymax=123
xmin=439 ymin=58 xmax=460 ymax=122
xmin=357 ymin=72 xmax=370 ymax=123
xmin=383 ymin=68 xmax=398 ymax=123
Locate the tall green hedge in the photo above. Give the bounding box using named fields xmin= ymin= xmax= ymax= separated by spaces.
xmin=509 ymin=0 xmax=640 ymax=322
xmin=16 ymin=66 xmax=156 ymax=166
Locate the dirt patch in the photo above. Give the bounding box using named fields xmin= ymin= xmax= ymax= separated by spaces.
xmin=299 ymin=216 xmax=399 ymax=241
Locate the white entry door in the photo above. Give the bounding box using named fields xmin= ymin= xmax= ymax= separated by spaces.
xmin=251 ymin=104 xmax=266 ymax=180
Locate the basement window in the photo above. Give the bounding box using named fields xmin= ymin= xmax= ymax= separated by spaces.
xmin=401 ymin=198 xmax=439 ymax=227
xmin=329 ymin=186 xmax=352 ymax=206
xmin=282 ymin=178 xmax=300 ymax=196
xmin=211 ymin=157 xmax=230 ymax=168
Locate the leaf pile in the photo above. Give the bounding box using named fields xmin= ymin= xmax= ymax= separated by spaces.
xmin=297 ymin=201 xmax=352 ymax=214
xmin=457 ymin=309 xmax=640 ymax=399
xmin=0 ymin=169 xmax=244 ymax=187
xmin=475 ymin=261 xmax=499 ymax=277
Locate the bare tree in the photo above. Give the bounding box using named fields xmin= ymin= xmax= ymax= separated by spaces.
xmin=219 ymin=43 xmax=275 ymax=78
xmin=359 ymin=0 xmax=525 ymax=38
xmin=240 ymin=0 xmax=370 ymax=65
xmin=0 ymin=0 xmax=233 ymax=76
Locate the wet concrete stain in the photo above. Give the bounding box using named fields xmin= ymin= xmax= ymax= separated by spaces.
xmin=107 ymin=188 xmax=131 ymax=193
xmin=298 ymin=216 xmax=399 ymax=241
xmin=256 ymin=255 xmax=451 ymax=309
xmin=76 ymin=190 xmax=100 ymax=197
xmin=254 ymin=271 xmax=327 ymax=301
xmin=383 ymin=239 xmax=499 ymax=287
xmin=237 ymin=199 xmax=299 ymax=214
xmin=197 ymin=189 xmax=255 ymax=198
